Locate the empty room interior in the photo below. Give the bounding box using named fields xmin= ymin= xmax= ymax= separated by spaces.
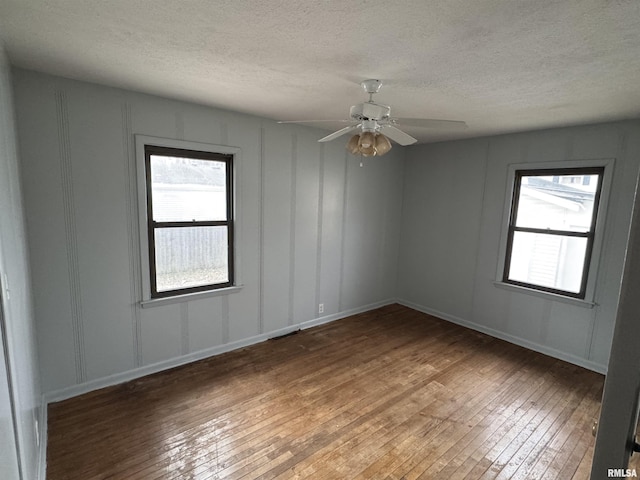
xmin=1 ymin=1 xmax=640 ymax=479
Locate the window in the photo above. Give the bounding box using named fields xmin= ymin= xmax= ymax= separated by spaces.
xmin=502 ymin=167 xmax=605 ymax=299
xmin=144 ymin=145 xmax=234 ymax=298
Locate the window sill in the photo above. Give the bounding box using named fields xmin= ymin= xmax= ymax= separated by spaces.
xmin=140 ymin=285 xmax=243 ymax=309
xmin=493 ymin=281 xmax=596 ymax=309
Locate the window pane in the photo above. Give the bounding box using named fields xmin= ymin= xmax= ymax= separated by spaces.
xmin=515 ymin=174 xmax=600 ymax=232
xmin=507 ymin=231 xmax=587 ymax=294
xmin=154 ymin=226 xmax=229 ymax=292
xmin=150 ymin=155 xmax=227 ymax=222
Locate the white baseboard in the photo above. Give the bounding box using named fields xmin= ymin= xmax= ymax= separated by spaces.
xmin=398 ymin=299 xmax=607 ymax=375
xmin=44 ymin=298 xmax=396 ymax=404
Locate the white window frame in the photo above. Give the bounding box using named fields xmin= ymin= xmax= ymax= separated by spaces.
xmin=495 ymin=158 xmax=614 ymax=307
xmin=135 ymin=135 xmax=242 ymax=308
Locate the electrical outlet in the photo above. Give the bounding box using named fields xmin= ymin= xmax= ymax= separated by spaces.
xmin=318 ymin=303 xmax=324 ymax=314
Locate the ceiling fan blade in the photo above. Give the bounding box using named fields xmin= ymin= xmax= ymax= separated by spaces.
xmin=392 ymin=118 xmax=468 ymax=130
xmin=380 ymin=125 xmax=417 ymax=146
xmin=318 ymin=124 xmax=361 ymax=143
xmin=277 ymin=119 xmax=353 ymax=124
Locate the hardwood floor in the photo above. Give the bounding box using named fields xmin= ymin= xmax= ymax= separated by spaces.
xmin=47 ymin=304 xmax=604 ymax=479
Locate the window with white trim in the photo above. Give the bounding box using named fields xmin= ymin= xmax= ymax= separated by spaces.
xmin=144 ymin=144 xmax=234 ymax=298
xmin=502 ymin=166 xmax=605 ymax=299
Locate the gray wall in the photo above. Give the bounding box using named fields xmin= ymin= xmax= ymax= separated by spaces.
xmin=10 ymin=68 xmax=639 ymax=426
xmin=12 ymin=70 xmax=404 ymax=397
xmin=0 ymin=48 xmax=42 ymax=479
xmin=398 ymin=122 xmax=640 ymax=372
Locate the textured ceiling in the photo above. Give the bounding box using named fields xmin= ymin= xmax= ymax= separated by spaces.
xmin=0 ymin=0 xmax=639 ymax=143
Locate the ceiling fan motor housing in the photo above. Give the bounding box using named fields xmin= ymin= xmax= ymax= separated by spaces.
xmin=350 ymin=102 xmax=391 ymax=122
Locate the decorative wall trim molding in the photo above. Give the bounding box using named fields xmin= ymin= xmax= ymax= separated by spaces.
xmin=180 ymin=303 xmax=189 ymax=355
xmin=43 ymin=299 xmax=396 ymax=403
xmin=121 ymin=102 xmax=142 ymax=367
xmin=315 ymin=143 xmax=325 ymax=318
xmin=220 ymin=121 xmax=231 ymax=344
xmin=398 ymin=299 xmax=607 ymax=375
xmin=55 ymin=90 xmax=86 ymax=383
xmin=259 ymin=126 xmax=265 ymax=333
xmin=468 ymin=140 xmax=492 ymax=321
xmin=338 ymin=152 xmax=349 ymax=312
xmin=288 ymin=132 xmax=297 ymax=326
xmin=221 ymin=296 xmax=229 ymax=344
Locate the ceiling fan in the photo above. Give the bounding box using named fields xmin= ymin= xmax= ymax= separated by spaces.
xmin=278 ymin=79 xmax=467 ymax=157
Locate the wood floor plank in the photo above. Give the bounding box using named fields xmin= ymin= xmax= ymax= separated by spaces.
xmin=383 ymin=348 xmax=541 ymax=480
xmin=387 ymin=356 xmax=535 ymax=479
xmin=272 ymin=337 xmax=508 ymax=479
xmin=46 ymin=304 xmax=604 ymax=480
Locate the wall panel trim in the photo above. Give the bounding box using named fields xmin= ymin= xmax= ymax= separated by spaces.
xmin=288 ymin=133 xmax=297 ymax=325
xmin=55 ymin=90 xmax=86 ymax=383
xmin=259 ymin=126 xmax=265 ymax=333
xmin=338 ymin=152 xmax=349 ymax=311
xmin=122 ymin=102 xmax=142 ymax=367
xmin=180 ymin=303 xmax=189 ymax=355
xmin=221 ymin=296 xmax=229 ymax=344
xmin=315 ymin=144 xmax=325 ymax=317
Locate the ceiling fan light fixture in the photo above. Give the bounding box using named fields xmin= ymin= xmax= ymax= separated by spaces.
xmin=359 ymin=144 xmax=377 ymax=157
xmin=280 ymin=79 xmax=466 ymax=152
xmin=358 ymin=131 xmax=375 ymax=149
xmin=374 ymin=133 xmax=392 ymax=155
xmin=346 ymin=134 xmax=360 ymax=154
xmin=345 ymin=131 xmax=392 ymax=157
